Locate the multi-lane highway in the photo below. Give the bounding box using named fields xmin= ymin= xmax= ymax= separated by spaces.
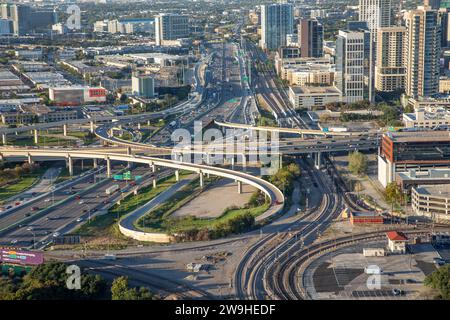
xmin=0 ymin=165 xmax=154 ymax=248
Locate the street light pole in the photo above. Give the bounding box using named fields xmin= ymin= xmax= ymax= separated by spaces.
xmin=29 ymin=230 xmax=36 ymax=249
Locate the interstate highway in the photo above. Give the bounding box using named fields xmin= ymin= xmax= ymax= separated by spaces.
xmin=0 ymin=167 xmax=106 ymax=233
xmin=0 ymin=165 xmax=153 ymax=247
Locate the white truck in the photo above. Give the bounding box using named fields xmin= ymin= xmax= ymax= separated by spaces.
xmin=105 ymin=184 xmax=119 ymax=196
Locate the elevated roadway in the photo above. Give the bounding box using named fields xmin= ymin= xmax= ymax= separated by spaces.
xmin=0 ymin=148 xmax=285 ymax=225
xmin=214 ymin=120 xmax=366 ymax=137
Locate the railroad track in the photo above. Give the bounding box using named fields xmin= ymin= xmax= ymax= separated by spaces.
xmin=235 ymin=161 xmax=340 ymax=300
xmin=76 ymin=258 xmax=213 ymax=300
xmin=264 ymin=168 xmax=341 ymax=300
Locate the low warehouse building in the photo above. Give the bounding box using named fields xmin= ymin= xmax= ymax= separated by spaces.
xmin=386 ymin=231 xmax=408 ymax=254
xmin=350 ymin=211 xmax=384 ymax=225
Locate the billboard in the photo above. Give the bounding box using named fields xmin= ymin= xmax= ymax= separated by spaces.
xmin=0 ymin=249 xmax=44 ymax=266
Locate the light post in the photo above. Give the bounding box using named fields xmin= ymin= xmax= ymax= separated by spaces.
xmin=28 ymin=229 xmax=36 ymax=249
xmin=80 ymin=201 xmax=91 ymax=223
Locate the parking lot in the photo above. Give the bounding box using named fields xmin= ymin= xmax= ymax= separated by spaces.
xmin=304 ymin=241 xmax=445 ymax=300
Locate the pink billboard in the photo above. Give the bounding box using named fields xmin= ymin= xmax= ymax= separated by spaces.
xmin=0 ymin=249 xmax=44 ymax=266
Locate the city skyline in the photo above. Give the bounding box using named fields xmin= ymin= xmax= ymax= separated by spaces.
xmin=0 ymin=0 xmax=448 ymax=307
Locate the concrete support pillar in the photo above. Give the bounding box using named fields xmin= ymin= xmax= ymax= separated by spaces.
xmin=206 ymin=153 xmax=210 ymax=165
xmin=34 ymin=129 xmax=38 ymax=144
xmin=2 ymin=133 xmax=6 ymax=145
xmin=150 ymin=163 xmax=155 ymax=172
xmin=241 ymin=153 xmax=246 ymax=172
xmin=199 ymin=171 xmax=204 ymax=188
xmin=90 ymin=121 xmax=95 ymax=134
xmin=27 ymin=153 xmax=33 ymax=164
xmin=237 ymin=181 xmax=242 ymax=194
xmin=153 ymin=178 xmax=157 ymax=188
xmin=137 ymin=123 xmax=141 ymax=130
xmin=231 ymin=156 xmax=235 ymax=169
xmin=93 ymin=158 xmax=98 ymax=169
xmin=106 ymin=157 xmax=111 ymax=178
xmin=147 ymin=120 xmax=151 ymax=126
xmin=67 ymin=155 xmax=73 ymax=176
xmin=175 ymin=170 xmax=180 ymax=182
xmin=63 ymin=124 xmax=68 ymax=137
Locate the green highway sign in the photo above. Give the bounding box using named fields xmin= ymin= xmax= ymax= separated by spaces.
xmin=135 ymin=176 xmax=142 ymax=181
xmin=242 ymin=76 xmax=249 ymax=82
xmin=113 ymin=175 xmax=123 ymax=180
xmin=123 ymin=171 xmax=132 ymax=180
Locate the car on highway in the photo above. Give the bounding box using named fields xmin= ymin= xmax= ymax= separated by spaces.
xmin=76 ymin=217 xmax=84 ymax=222
xmin=52 ymin=232 xmax=60 ymax=238
xmin=10 ymin=239 xmax=18 ymax=244
xmin=31 ymin=206 xmax=39 ymax=211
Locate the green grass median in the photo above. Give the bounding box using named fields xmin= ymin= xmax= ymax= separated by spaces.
xmin=135 ymin=178 xmax=270 ymax=236
xmin=0 ymin=168 xmax=46 ymax=202
xmin=73 ymin=171 xmax=191 ymax=237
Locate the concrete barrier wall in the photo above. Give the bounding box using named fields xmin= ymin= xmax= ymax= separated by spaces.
xmin=118 ymin=224 xmax=174 ymax=243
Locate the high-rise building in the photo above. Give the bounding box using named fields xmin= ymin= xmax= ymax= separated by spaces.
xmin=298 ymin=18 xmax=324 ymax=58
xmin=359 ymin=0 xmax=393 ymax=33
xmin=155 ymin=13 xmax=189 ymax=46
xmin=439 ymin=8 xmax=450 ymax=47
xmin=375 ymin=26 xmax=406 ymax=92
xmin=132 ymin=74 xmax=155 ymax=99
xmin=0 ymin=19 xmax=13 ymax=35
xmin=405 ymin=5 xmax=441 ymax=99
xmin=335 ymin=29 xmax=371 ymax=103
xmin=3 ymin=4 xmax=56 ymax=35
xmin=260 ymin=3 xmax=294 ymax=51
xmin=426 ymin=0 xmax=442 ymax=9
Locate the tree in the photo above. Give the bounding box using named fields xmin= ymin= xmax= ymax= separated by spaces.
xmin=385 ymin=182 xmax=403 ymax=212
xmin=0 ymin=262 xmax=108 ymax=300
xmin=111 ymin=276 xmax=153 ymax=300
xmin=348 ymin=151 xmax=368 ymax=176
xmin=424 ymin=265 xmax=450 ymax=299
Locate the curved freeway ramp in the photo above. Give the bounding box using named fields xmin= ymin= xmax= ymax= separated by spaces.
xmin=0 ymin=148 xmax=285 ymax=242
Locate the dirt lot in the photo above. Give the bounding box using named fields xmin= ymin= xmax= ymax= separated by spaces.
xmin=171 ymin=178 xmax=256 ymax=218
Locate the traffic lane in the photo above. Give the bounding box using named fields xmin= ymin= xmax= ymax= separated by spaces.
xmin=0 ymin=170 xmax=100 ymax=230
xmin=1 ymin=167 xmax=152 ymax=246
xmin=0 ymin=178 xmax=118 ymax=246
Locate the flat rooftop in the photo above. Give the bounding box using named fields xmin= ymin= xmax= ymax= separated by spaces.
xmin=385 ymin=131 xmax=450 ymax=143
xmin=351 ymin=211 xmax=382 ymax=217
xmin=0 ymin=71 xmax=20 ymax=81
xmin=290 ymin=86 xmax=341 ymax=95
xmin=415 ymin=184 xmax=450 ymax=198
xmin=397 ymin=169 xmax=450 ymax=181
